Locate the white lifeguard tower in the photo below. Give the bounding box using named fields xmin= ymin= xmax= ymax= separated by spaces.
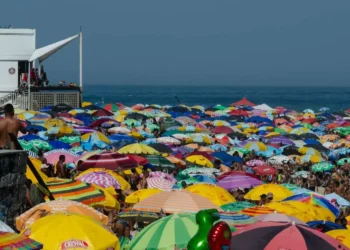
xmin=0 ymin=28 xmax=83 ymax=110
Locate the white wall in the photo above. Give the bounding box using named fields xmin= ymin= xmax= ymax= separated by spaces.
xmin=0 ymin=61 xmax=18 ymax=93
xmin=0 ymin=29 xmax=35 ymax=61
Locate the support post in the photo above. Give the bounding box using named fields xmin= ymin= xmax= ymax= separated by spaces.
xmin=79 ymin=28 xmax=83 ymax=107
xmin=27 ymin=62 xmax=31 ymax=110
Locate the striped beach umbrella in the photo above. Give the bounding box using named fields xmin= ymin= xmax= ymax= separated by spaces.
xmin=117 ymin=210 xmax=159 ymax=222
xmin=240 ymin=206 xmax=275 ymax=217
xmin=244 ymin=141 xmax=268 ymax=151
xmin=0 ymin=232 xmax=43 ymax=250
xmin=125 ymin=213 xmax=198 ymax=250
xmin=133 ymin=190 xmax=220 ymax=213
xmin=77 ymin=171 xmax=121 ymax=189
xmin=221 ymin=202 xmax=255 ymax=213
xmin=44 ymin=180 xmax=106 ymax=206
xmin=219 ymin=213 xmax=258 ymax=231
xmin=147 ymin=177 xmax=174 ymax=191
xmin=312 ymin=162 xmax=335 ymax=172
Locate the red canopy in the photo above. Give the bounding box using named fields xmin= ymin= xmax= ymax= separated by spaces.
xmin=231 ymin=97 xmax=256 ymax=107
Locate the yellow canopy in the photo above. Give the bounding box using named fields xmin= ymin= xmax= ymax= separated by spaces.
xmin=118 ymin=143 xmax=160 ymax=155
xmin=185 ymin=155 xmax=213 ymax=168
xmin=244 ymin=184 xmax=293 ymax=201
xmin=125 ymin=188 xmax=163 ymax=204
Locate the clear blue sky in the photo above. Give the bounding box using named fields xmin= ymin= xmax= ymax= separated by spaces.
xmin=1 ymin=0 xmax=350 ymax=85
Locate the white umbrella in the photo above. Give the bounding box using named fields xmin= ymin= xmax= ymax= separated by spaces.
xmin=157 ymin=137 xmax=181 ymax=145
xmin=268 ymin=155 xmax=296 ymax=166
xmin=0 ymin=221 xmax=14 ymax=233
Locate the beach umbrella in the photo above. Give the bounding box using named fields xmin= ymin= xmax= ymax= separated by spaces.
xmin=180 ymin=167 xmax=221 ymax=178
xmin=324 ymin=193 xmax=350 ymax=207
xmin=44 ymin=149 xmax=78 ymax=165
xmin=217 ymin=175 xmax=263 ymax=190
xmin=254 ymin=165 xmax=278 ymax=176
xmin=300 ymin=154 xmax=322 ymax=163
xmin=256 ymin=212 xmax=306 ymax=224
xmin=27 ymin=113 xmax=51 ymax=125
xmin=219 ymin=213 xmax=257 ymax=231
xmin=108 ymin=126 xmax=131 ymax=134
xmin=18 ymin=111 xmax=36 ymax=120
xmin=266 ymin=201 xmax=336 ymax=222
xmin=103 ymin=103 xmax=119 ymax=112
xmin=185 ymin=155 xmax=213 ymax=167
xmin=22 ymin=214 xmax=119 ymax=250
xmin=15 ymin=199 xmax=108 ymax=231
xmin=44 ymin=180 xmax=106 ymax=206
xmin=244 ymin=141 xmax=268 ymax=151
xmin=246 ymin=159 xmax=265 ymax=167
xmin=77 ymin=152 xmax=138 ymax=171
xmin=19 ymin=139 xmax=38 ymax=152
xmin=326 ymin=229 xmax=350 ymax=248
xmin=133 ymin=190 xmax=220 ymax=213
xmin=116 ymin=210 xmax=159 ymax=222
xmin=240 ymin=206 xmax=275 ymax=217
xmin=299 ymin=147 xmax=321 ymax=156
xmin=77 ymin=171 xmax=121 ymax=189
xmin=59 ymin=135 xmax=80 ymax=144
xmin=91 ymin=109 xmax=114 ymax=117
xmin=220 ymin=201 xmax=255 ymax=212
xmin=337 ymin=158 xmax=350 ymax=166
xmin=30 ymin=139 xmax=53 ymax=151
xmin=48 ymin=140 xmax=71 ymax=150
xmin=145 ymin=155 xmax=175 ymax=168
xmin=146 ymin=177 xmax=174 ymax=191
xmin=312 ymin=162 xmax=335 ymax=172
xmin=0 ymin=232 xmax=43 ymax=250
xmin=81 ymin=131 xmax=110 ymax=144
xmin=148 ymin=143 xmax=173 ymax=154
xmin=0 ymin=221 xmax=14 ymax=233
xmin=244 ymin=184 xmax=293 ymax=201
xmin=125 ymin=213 xmax=197 ymax=250
xmin=118 ymin=143 xmax=160 ymax=155
xmin=267 ymin=155 xmax=296 ymax=166
xmin=185 ymin=183 xmax=236 ymax=206
xmin=230 ymin=221 xmax=347 ymax=250
xmin=307 ymin=221 xmax=344 ymax=233
xmin=125 ymin=188 xmax=163 ymax=204
xmin=156 ymin=136 xmax=181 ymax=145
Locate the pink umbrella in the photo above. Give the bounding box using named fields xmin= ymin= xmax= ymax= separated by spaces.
xmin=246 ymin=159 xmax=265 ymax=167
xmin=149 ymin=171 xmax=177 ymax=184
xmin=217 ymin=175 xmax=263 ymax=190
xmin=256 ymin=212 xmax=306 ymax=225
xmin=77 ymin=172 xmax=121 ymax=189
xmin=44 ymin=150 xmax=79 ymax=165
xmin=146 ymin=177 xmax=173 ymax=191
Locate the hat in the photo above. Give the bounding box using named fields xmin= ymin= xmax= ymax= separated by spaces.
xmin=267 ymin=192 xmax=274 ymax=199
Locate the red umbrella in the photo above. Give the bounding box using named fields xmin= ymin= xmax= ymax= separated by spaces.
xmin=231 ymin=97 xmax=256 ymax=107
xmin=216 ymin=171 xmax=259 ymax=181
xmin=231 ymin=221 xmax=347 ymax=250
xmin=212 ymin=126 xmax=234 ymax=134
xmin=128 ymin=154 xmax=148 ymax=165
xmin=229 ymin=109 xmax=249 ymax=117
xmin=89 ymin=118 xmax=118 ymax=128
xmin=54 ymin=112 xmax=73 ymax=118
xmin=78 ymin=152 xmax=138 ymax=171
xmin=254 ymin=165 xmax=277 ymax=176
xmin=92 ymin=109 xmax=114 ymax=117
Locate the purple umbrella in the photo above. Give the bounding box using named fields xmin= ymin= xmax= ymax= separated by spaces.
xmin=77 ymin=171 xmax=121 ymax=189
xmin=268 ymin=136 xmax=295 ymax=146
xmin=73 ymin=126 xmax=96 ymax=134
xmin=217 ymin=175 xmax=263 ymax=190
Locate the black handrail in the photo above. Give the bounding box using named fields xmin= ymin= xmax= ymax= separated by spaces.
xmin=9 ymin=133 xmax=55 ymax=201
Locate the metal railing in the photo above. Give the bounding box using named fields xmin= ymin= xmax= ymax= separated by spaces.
xmin=0 ymin=89 xmax=29 ymax=110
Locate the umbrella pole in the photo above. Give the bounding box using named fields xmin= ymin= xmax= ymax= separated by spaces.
xmin=9 ymin=133 xmax=55 ymax=201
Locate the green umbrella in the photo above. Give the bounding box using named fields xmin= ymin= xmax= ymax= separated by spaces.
xmin=312 ymin=162 xmax=334 ymax=172
xmin=69 ymin=146 xmax=84 ymax=154
xmin=220 ymin=201 xmax=255 ymax=212
xmin=103 ymin=103 xmax=119 ymax=112
xmin=213 ymin=104 xmax=227 ymax=110
xmin=337 ymin=158 xmax=350 ymax=166
xmin=30 ymin=139 xmax=52 ymax=151
xmin=176 ymin=177 xmax=200 ymax=189
xmin=334 ymin=127 xmax=350 ymax=136
xmin=123 ymin=119 xmax=140 ymax=127
xmin=19 ymin=139 xmax=38 ymax=153
xmin=145 ymin=123 xmax=160 ymax=132
xmin=231 ymin=147 xmax=251 ymax=154
xmin=162 ymin=118 xmax=180 ymax=130
xmin=280 ymin=183 xmax=302 ymax=191
xmin=145 ymin=155 xmax=175 ymax=168
xmin=301 ymin=123 xmax=313 ymax=129
xmin=59 ymin=136 xmax=80 ymax=144
xmin=274 ymin=128 xmax=287 ymax=134
xmin=126 ymin=213 xmax=198 ymax=250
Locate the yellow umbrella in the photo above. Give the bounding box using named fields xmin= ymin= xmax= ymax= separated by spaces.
xmin=125 ymin=188 xmax=163 ymax=204
xmin=75 ymin=150 xmax=102 ymax=164
xmin=185 ymin=183 xmax=235 ymax=206
xmin=266 ymin=201 xmax=336 ymax=222
xmin=22 ymin=213 xmax=120 ymax=250
xmin=93 ymin=186 xmax=120 ymax=210
xmin=82 ymin=101 xmax=92 ymax=107
xmin=244 ymin=141 xmax=268 ymax=151
xmin=185 ymin=155 xmax=213 ymax=168
xmin=44 ymin=118 xmax=67 ymax=129
xmin=326 ymin=229 xmax=350 ymax=248
xmin=264 ymin=132 xmax=281 ymax=138
xmin=115 ymin=115 xmax=126 ymax=122
xmin=118 ymin=143 xmax=160 ymax=155
xmin=129 ymin=131 xmax=144 ymax=140
xmin=123 ymin=166 xmax=145 ymax=175
xmin=298 ymin=147 xmax=321 ymax=157
xmin=58 ymin=125 xmax=74 ymax=136
xmin=76 ymin=168 xmax=131 ymax=190
xmin=17 ymin=111 xmax=36 ymax=120
xmin=244 ymin=184 xmax=293 ymax=201
xmin=299 ymin=154 xmax=322 ymax=163
xmin=81 ymin=131 xmax=111 ymax=144
xmin=26 ymin=157 xmax=49 ymax=184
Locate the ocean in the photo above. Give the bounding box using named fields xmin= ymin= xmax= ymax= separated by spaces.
xmin=83 ymin=84 xmax=350 ymax=111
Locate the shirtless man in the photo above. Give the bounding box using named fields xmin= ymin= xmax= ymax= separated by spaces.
xmin=0 ymin=104 xmax=26 ymax=149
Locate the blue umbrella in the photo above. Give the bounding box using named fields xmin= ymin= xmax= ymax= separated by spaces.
xmin=39 ymin=105 xmax=53 ymax=112
xmin=211 ymin=152 xmax=243 ymax=166
xmin=48 ymin=140 xmax=72 ymax=150
xmin=304 ymin=139 xmax=321 ymax=145
xmin=193 ymin=175 xmax=216 ymax=184
xmin=306 ymin=221 xmax=344 ymax=233
xmin=19 ymin=134 xmax=42 ymax=141
xmin=74 ymin=114 xmax=94 ymax=126
xmin=26 ymin=125 xmax=47 ymax=132
xmin=109 ymin=134 xmax=137 ymax=143
xmin=245 ymin=116 xmax=272 ymax=124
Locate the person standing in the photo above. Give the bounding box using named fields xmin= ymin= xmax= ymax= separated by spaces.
xmin=0 ymin=104 xmax=26 ymax=149
xmin=55 ymin=155 xmax=66 ymax=178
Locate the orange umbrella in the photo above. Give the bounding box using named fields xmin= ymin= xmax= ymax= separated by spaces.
xmin=15 ymin=199 xmax=108 ymax=231
xmin=240 ymin=206 xmax=275 ymax=217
